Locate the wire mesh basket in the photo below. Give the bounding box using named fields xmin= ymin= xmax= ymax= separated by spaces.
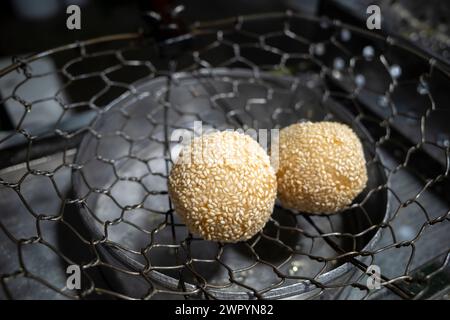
xmin=0 ymin=11 xmax=449 ymax=300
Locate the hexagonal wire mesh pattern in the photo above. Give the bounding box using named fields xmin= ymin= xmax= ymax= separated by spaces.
xmin=0 ymin=12 xmax=449 ymax=300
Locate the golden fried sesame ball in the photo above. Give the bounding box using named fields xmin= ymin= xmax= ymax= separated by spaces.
xmin=168 ymin=131 xmax=277 ymax=242
xmin=273 ymin=121 xmax=368 ymax=214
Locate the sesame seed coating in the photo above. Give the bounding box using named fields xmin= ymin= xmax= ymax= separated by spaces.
xmin=168 ymin=131 xmax=277 ymax=242
xmin=274 ymin=121 xmax=368 ymax=214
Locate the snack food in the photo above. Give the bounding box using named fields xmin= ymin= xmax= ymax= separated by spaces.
xmin=168 ymin=131 xmax=277 ymax=242
xmin=274 ymin=121 xmax=367 ymax=214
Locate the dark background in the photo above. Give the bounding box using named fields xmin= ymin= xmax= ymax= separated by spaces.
xmin=0 ymin=0 xmax=297 ymax=56
xmin=0 ymin=0 xmax=449 ymax=59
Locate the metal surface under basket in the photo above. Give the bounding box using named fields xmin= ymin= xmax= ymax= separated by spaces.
xmin=73 ymin=69 xmax=388 ymax=299
xmin=0 ymin=12 xmax=449 ymax=300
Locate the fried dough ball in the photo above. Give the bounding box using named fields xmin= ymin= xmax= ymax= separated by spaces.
xmin=274 ymin=122 xmax=367 ymax=214
xmin=168 ymin=131 xmax=277 ymax=242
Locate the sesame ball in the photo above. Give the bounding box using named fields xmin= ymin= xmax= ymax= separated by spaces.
xmin=168 ymin=131 xmax=277 ymax=242
xmin=274 ymin=121 xmax=368 ymax=214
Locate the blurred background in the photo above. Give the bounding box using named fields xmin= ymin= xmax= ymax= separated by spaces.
xmin=0 ymin=0 xmax=448 ymax=58
xmin=0 ymin=0 xmax=286 ymax=55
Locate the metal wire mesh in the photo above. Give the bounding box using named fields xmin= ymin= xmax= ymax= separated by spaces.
xmin=0 ymin=12 xmax=449 ymax=300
